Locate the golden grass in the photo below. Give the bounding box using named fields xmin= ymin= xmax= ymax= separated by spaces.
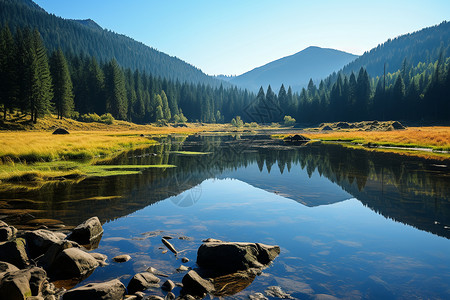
xmin=302 ymin=127 xmax=450 ymax=150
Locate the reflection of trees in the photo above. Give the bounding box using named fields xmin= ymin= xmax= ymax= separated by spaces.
xmin=2 ymin=135 xmax=449 ymax=239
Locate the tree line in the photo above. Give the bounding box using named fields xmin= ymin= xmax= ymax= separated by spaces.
xmin=0 ymin=25 xmax=254 ymax=124
xmin=1 ymin=25 xmax=449 ymax=125
xmin=253 ymin=55 xmax=450 ymax=123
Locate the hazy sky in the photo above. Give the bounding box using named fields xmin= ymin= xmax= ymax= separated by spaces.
xmin=34 ymin=0 xmax=449 ymax=76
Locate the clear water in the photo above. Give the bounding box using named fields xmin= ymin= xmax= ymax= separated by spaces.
xmin=2 ymin=134 xmax=450 ymax=299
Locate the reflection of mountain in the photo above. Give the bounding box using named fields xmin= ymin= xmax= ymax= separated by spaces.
xmin=2 ymin=135 xmax=449 ymax=240
xmin=218 ymin=164 xmax=351 ymax=207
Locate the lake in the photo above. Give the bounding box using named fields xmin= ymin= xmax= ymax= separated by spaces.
xmin=1 ymin=134 xmax=450 ymax=299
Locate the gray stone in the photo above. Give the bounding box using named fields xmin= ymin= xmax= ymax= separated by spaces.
xmin=197 ymin=241 xmax=280 ymax=274
xmin=165 ymin=292 xmax=176 ymax=300
xmin=161 ymin=279 xmax=175 ymax=291
xmin=66 ymin=216 xmax=103 ymax=246
xmin=181 ymin=270 xmax=214 ymax=297
xmin=62 ymin=279 xmax=126 ymax=300
xmin=0 ymin=267 xmax=48 ymax=300
xmin=37 ymin=240 xmax=80 ymax=272
xmin=161 ymin=238 xmax=177 ymax=254
xmin=176 ymin=265 xmax=189 ymax=272
xmin=146 ymin=296 xmax=164 ymax=300
xmin=24 ymin=229 xmax=62 ymax=259
xmin=0 ymin=238 xmax=30 ymax=269
xmin=47 ymin=247 xmax=99 ymax=279
xmin=89 ymin=252 xmax=108 ymax=266
xmin=181 ymin=257 xmax=189 ymax=263
xmin=0 ymin=261 xmax=20 ymax=276
xmin=127 ymin=272 xmax=161 ymax=294
xmin=113 ymin=254 xmax=131 ymax=263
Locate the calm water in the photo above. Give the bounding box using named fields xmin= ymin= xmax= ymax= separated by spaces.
xmin=2 ymin=134 xmax=450 ymax=299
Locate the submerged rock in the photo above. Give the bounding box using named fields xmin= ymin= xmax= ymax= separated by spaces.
xmin=197 ymin=241 xmax=280 ymax=274
xmin=161 ymin=238 xmax=177 ymax=254
xmin=62 ymin=279 xmax=126 ymax=300
xmin=265 ymin=286 xmax=294 ymax=299
xmin=126 ymin=272 xmax=160 ymax=294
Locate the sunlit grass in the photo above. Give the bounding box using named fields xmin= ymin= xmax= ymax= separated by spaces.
xmin=303 ymin=127 xmax=450 ymax=151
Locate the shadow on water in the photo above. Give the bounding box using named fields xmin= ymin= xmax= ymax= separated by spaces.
xmin=1 ymin=134 xmax=449 ymax=238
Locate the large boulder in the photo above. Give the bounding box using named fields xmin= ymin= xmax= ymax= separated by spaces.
xmin=0 ymin=267 xmax=48 ymax=300
xmin=197 ymin=241 xmax=280 ymax=274
xmin=24 ymin=229 xmax=62 ymax=259
xmin=126 ymin=272 xmax=160 ymax=294
xmin=46 ymin=247 xmax=99 ymax=280
xmin=0 ymin=238 xmax=30 ymax=269
xmin=66 ymin=216 xmax=103 ymax=248
xmin=62 ymin=279 xmax=126 ymax=300
xmin=181 ymin=270 xmax=214 ymax=297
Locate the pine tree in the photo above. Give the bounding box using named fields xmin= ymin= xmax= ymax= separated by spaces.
xmin=30 ymin=29 xmax=53 ymax=123
xmin=104 ymin=58 xmax=127 ymax=120
xmin=50 ymin=48 xmax=74 ymax=119
xmin=0 ymin=25 xmax=17 ymax=120
xmin=161 ymin=90 xmax=171 ymax=121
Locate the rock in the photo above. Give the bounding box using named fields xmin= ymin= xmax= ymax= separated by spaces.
xmin=146 ymin=267 xmax=168 ymax=277
xmin=89 ymin=252 xmax=108 ymax=266
xmin=37 ymin=240 xmax=80 ymax=271
xmin=181 ymin=257 xmax=189 ymax=263
xmin=127 ymin=272 xmax=160 ymax=294
xmin=165 ymin=292 xmax=175 ymax=300
xmin=0 ymin=261 xmax=20 ymax=276
xmin=0 ymin=238 xmax=30 ymax=269
xmin=66 ymin=216 xmax=103 ymax=247
xmin=24 ymin=229 xmax=62 ymax=259
xmin=202 ymin=238 xmax=223 ymax=243
xmin=0 ymin=267 xmax=48 ymax=300
xmin=197 ymin=241 xmax=280 ymax=274
xmin=265 ymin=286 xmax=293 ymax=299
xmin=62 ymin=279 xmax=126 ymax=300
xmin=249 ymin=292 xmax=268 ymax=300
xmin=162 ymin=236 xmax=173 ymax=240
xmin=113 ymin=254 xmax=131 ymax=263
xmin=52 ymin=128 xmax=69 ymax=135
xmin=176 ymin=265 xmax=189 ymax=272
xmin=211 ymin=270 xmax=257 ymax=297
xmin=181 ymin=270 xmax=214 ymax=297
xmin=47 ymin=247 xmax=99 ymax=280
xmin=146 ymin=296 xmax=164 ymax=300
xmin=134 ymin=291 xmax=145 ymax=299
xmin=0 ymin=223 xmax=17 ymax=242
xmin=162 ymin=238 xmax=177 ymax=254
xmin=161 ymin=279 xmax=176 ymax=291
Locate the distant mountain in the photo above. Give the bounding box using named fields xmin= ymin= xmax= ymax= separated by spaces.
xmin=0 ymin=0 xmax=226 ymax=86
xmin=341 ymin=21 xmax=450 ymax=77
xmin=230 ymin=46 xmax=358 ymax=92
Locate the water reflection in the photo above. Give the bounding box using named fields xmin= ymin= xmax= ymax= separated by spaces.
xmin=1 ymin=134 xmax=449 ymax=240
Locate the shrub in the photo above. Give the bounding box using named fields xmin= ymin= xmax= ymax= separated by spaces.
xmin=100 ymin=113 xmax=114 ymax=125
xmin=284 ymin=115 xmax=296 ymax=126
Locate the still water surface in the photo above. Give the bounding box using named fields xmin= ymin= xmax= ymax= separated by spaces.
xmin=2 ymin=134 xmax=450 ymax=299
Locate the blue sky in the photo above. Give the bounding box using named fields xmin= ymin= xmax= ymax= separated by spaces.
xmin=34 ymin=0 xmax=449 ymax=76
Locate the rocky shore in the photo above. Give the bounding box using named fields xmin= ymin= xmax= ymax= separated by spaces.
xmin=0 ymin=217 xmax=281 ymax=300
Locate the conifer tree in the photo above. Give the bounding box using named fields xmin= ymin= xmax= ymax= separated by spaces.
xmin=0 ymin=25 xmax=17 ymax=119
xmin=161 ymin=90 xmax=171 ymax=120
xmin=50 ymin=48 xmax=74 ymax=119
xmin=30 ymin=29 xmax=53 ymax=123
xmin=104 ymin=58 xmax=127 ymax=120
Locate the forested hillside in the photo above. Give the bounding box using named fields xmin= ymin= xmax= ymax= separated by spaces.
xmin=341 ymin=21 xmax=450 ymax=77
xmin=0 ymin=0 xmax=224 ymax=86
